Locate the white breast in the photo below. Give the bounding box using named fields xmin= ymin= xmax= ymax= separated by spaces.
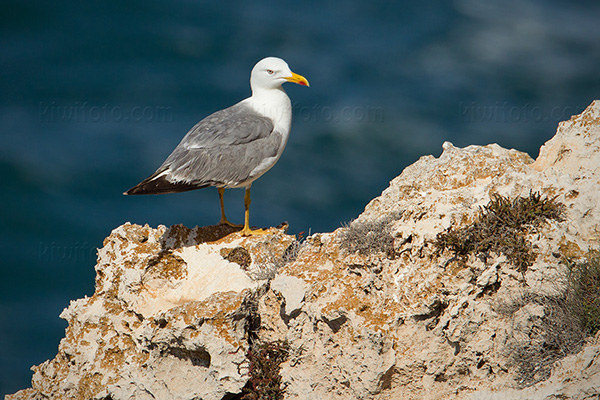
xmin=243 ymin=88 xmax=292 ymax=143
xmin=237 ymin=88 xmax=293 ymax=186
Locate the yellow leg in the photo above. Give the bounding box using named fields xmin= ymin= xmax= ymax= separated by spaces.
xmin=240 ymin=186 xmax=268 ymax=236
xmin=217 ymin=187 xmax=242 ymax=228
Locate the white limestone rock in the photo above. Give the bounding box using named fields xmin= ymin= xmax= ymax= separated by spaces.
xmin=261 ymin=101 xmax=600 ymax=400
xmin=270 ymin=274 xmax=309 ymax=316
xmin=8 ymin=223 xmax=294 ymax=400
xmin=9 ymin=101 xmax=600 ymax=400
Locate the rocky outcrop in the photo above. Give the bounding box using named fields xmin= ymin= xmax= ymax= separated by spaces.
xmin=9 ymin=224 xmax=295 ymax=400
xmin=8 ymin=101 xmax=600 ymax=400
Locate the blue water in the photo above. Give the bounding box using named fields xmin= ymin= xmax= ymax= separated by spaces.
xmin=2 ymin=0 xmax=600 ymax=394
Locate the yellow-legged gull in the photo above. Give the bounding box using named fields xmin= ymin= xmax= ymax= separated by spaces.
xmin=124 ymin=57 xmax=309 ymax=236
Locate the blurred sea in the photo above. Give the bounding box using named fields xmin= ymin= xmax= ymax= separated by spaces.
xmin=1 ymin=0 xmax=600 ymax=394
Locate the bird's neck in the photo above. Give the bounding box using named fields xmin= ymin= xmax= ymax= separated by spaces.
xmin=246 ymin=87 xmax=292 ymax=127
xmin=250 ymin=86 xmax=289 ymax=104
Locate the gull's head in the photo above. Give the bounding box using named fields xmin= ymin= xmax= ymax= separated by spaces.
xmin=250 ymin=57 xmax=309 ymax=92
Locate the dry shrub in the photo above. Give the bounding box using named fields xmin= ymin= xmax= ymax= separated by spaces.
xmin=435 ymin=191 xmax=565 ymax=272
xmin=241 ymin=340 xmax=290 ymax=400
xmin=340 ymin=212 xmax=402 ymax=258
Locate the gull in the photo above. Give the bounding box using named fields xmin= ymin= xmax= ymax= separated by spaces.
xmin=124 ymin=57 xmax=309 ymax=236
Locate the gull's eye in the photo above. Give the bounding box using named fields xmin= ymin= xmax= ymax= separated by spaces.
xmin=266 ymin=69 xmax=274 ymax=75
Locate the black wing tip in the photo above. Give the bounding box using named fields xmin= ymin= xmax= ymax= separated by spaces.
xmin=123 ymin=186 xmax=143 ymax=195
xmin=124 ymin=175 xmax=208 ymax=195
xmin=123 ymin=181 xmax=152 ymax=195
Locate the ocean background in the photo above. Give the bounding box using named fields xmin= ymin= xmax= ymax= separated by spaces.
xmin=1 ymin=0 xmax=599 ymax=394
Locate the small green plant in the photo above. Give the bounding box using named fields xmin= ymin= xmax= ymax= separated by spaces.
xmin=435 ymin=191 xmax=565 ymax=272
xmin=567 ymin=250 xmax=600 ymax=336
xmin=241 ymin=340 xmax=290 ymax=400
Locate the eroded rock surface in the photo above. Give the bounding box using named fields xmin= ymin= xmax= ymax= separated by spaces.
xmin=9 ymin=224 xmax=294 ymax=400
xmin=8 ymin=101 xmax=600 ymax=400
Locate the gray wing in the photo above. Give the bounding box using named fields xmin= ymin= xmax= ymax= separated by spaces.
xmin=178 ymin=103 xmax=275 ymax=148
xmin=159 ymin=103 xmax=281 ymax=187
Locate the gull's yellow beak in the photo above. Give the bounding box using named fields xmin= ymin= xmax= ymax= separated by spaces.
xmin=285 ymin=72 xmax=310 ymax=87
